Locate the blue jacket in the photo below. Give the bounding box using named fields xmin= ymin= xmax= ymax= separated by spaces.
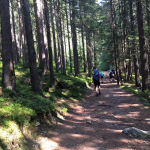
xmin=93 ymin=69 xmax=100 ymax=81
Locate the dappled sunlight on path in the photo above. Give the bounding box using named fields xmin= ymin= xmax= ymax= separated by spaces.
xmin=36 ymin=71 xmax=150 ymax=150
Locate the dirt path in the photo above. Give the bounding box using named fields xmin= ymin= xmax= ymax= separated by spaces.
xmin=36 ymin=72 xmax=150 ymax=150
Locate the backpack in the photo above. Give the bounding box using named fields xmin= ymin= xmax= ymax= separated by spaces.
xmin=94 ymin=69 xmax=99 ymax=81
xmin=101 ymin=72 xmax=104 ymax=77
xmin=112 ymin=70 xmax=115 ymax=75
xmin=109 ymin=71 xmax=112 ymax=76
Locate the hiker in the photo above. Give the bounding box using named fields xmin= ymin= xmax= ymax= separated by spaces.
xmin=109 ymin=70 xmax=114 ymax=82
xmin=112 ymin=69 xmax=115 ymax=77
xmin=92 ymin=66 xmax=101 ymax=96
xmin=100 ymin=71 xmax=104 ymax=83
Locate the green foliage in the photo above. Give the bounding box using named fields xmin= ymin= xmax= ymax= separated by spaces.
xmin=53 ymin=73 xmax=89 ymax=100
xmin=0 ymin=62 xmax=90 ymax=148
xmin=0 ymin=64 xmax=90 ymax=127
xmin=0 ymin=103 xmax=36 ymax=126
xmin=120 ymin=85 xmax=150 ymax=108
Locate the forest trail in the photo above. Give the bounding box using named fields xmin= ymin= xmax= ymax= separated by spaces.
xmin=36 ymin=71 xmax=150 ymax=150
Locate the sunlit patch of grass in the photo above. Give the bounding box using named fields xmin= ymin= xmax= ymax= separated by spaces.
xmin=120 ymin=85 xmax=150 ymax=108
xmin=120 ymin=85 xmax=142 ymax=95
xmin=0 ymin=103 xmax=36 ymax=126
xmin=0 ymin=121 xmax=28 ymax=149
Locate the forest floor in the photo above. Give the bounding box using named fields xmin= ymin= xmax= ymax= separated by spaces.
xmin=33 ymin=71 xmax=150 ymax=150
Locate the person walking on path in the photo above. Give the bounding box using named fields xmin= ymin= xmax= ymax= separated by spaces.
xmin=109 ymin=70 xmax=114 ymax=82
xmin=92 ymin=66 xmax=101 ymax=96
xmin=100 ymin=71 xmax=104 ymax=83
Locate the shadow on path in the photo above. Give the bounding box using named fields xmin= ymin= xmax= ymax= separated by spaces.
xmin=36 ymin=72 xmax=150 ymax=150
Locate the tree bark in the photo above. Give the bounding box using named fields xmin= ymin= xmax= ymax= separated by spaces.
xmin=70 ymin=0 xmax=79 ymax=76
xmin=65 ymin=0 xmax=72 ymax=73
xmin=136 ymin=0 xmax=149 ymax=91
xmin=56 ymin=0 xmax=66 ymax=75
xmin=129 ymin=0 xmax=141 ymax=87
xmin=44 ymin=0 xmax=55 ymax=88
xmin=10 ymin=0 xmax=20 ymax=64
xmin=145 ymin=0 xmax=150 ymax=77
xmin=110 ymin=0 xmax=119 ymax=85
xmin=1 ymin=0 xmax=16 ymax=90
xmin=79 ymin=0 xmax=86 ymax=73
xmin=22 ymin=0 xmax=42 ymax=93
xmin=33 ymin=0 xmax=46 ymax=74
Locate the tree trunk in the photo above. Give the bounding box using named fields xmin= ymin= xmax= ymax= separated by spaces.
xmin=70 ymin=0 xmax=79 ymax=76
xmin=110 ymin=0 xmax=119 ymax=85
xmin=50 ymin=0 xmax=58 ymax=72
xmin=136 ymin=0 xmax=149 ymax=91
xmin=44 ymin=0 xmax=55 ymax=88
xmin=65 ymin=0 xmax=72 ymax=73
xmin=85 ymin=26 xmax=92 ymax=77
xmin=55 ymin=0 xmax=61 ymax=72
xmin=10 ymin=0 xmax=20 ymax=64
xmin=33 ymin=0 xmax=46 ymax=74
xmin=129 ymin=0 xmax=141 ymax=87
xmin=122 ymin=0 xmax=127 ymax=82
xmin=94 ymin=34 xmax=97 ymax=67
xmin=62 ymin=17 xmax=68 ymax=70
xmin=17 ymin=0 xmax=23 ymax=62
xmin=22 ymin=0 xmax=42 ymax=93
xmin=56 ymin=0 xmax=66 ymax=75
xmin=1 ymin=0 xmax=16 ymax=90
xmin=145 ymin=0 xmax=150 ymax=77
xmin=79 ymin=0 xmax=86 ymax=73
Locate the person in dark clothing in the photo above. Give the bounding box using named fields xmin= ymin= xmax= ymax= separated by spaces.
xmin=109 ymin=70 xmax=114 ymax=82
xmin=92 ymin=66 xmax=101 ymax=96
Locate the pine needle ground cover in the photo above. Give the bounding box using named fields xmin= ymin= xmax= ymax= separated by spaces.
xmin=0 ymin=63 xmax=92 ymax=150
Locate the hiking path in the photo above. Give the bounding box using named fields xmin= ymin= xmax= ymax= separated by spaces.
xmin=36 ymin=71 xmax=150 ymax=150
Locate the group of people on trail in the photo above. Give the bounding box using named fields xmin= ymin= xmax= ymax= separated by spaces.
xmin=92 ymin=66 xmax=115 ymax=96
xmin=109 ymin=69 xmax=115 ymax=82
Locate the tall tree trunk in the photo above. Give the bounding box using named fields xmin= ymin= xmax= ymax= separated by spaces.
xmin=129 ymin=0 xmax=141 ymax=87
xmin=65 ymin=0 xmax=72 ymax=73
xmin=22 ymin=0 xmax=42 ymax=93
xmin=17 ymin=0 xmax=22 ymax=61
xmin=50 ymin=0 xmax=58 ymax=72
xmin=79 ymin=0 xmax=86 ymax=72
xmin=136 ymin=0 xmax=149 ymax=91
xmin=94 ymin=34 xmax=97 ymax=67
xmin=62 ymin=17 xmax=68 ymax=70
xmin=70 ymin=0 xmax=79 ymax=76
xmin=110 ymin=0 xmax=119 ymax=85
xmin=145 ymin=0 xmax=150 ymax=76
xmin=33 ymin=0 xmax=46 ymax=74
xmin=56 ymin=0 xmax=66 ymax=75
xmin=18 ymin=0 xmax=28 ymax=66
xmin=1 ymin=0 xmax=16 ymax=90
xmin=122 ymin=0 xmax=127 ymax=82
xmin=44 ymin=0 xmax=55 ymax=88
xmin=85 ymin=22 xmax=92 ymax=77
xmin=10 ymin=0 xmax=20 ymax=64
xmin=55 ymin=0 xmax=61 ymax=72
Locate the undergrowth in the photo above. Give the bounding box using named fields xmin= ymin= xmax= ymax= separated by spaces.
xmin=120 ymin=73 xmax=150 ymax=108
xmin=0 ymin=63 xmax=92 ymax=150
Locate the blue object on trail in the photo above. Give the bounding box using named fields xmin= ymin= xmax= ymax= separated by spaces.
xmin=100 ymin=72 xmax=104 ymax=77
xmin=93 ymin=69 xmax=100 ymax=81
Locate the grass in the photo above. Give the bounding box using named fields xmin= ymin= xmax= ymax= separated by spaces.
xmin=0 ymin=62 xmax=92 ymax=149
xmin=120 ymin=73 xmax=150 ymax=108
